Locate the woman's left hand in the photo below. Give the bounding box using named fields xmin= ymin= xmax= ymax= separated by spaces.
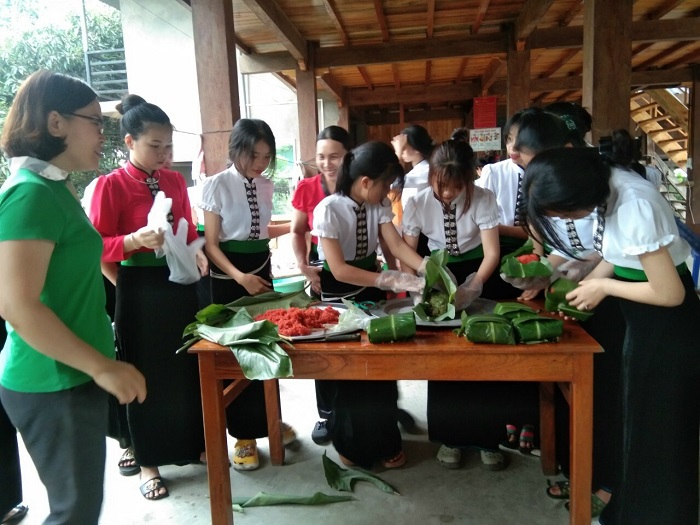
xmin=565 ymin=278 xmax=608 ymax=311
xmin=195 ymin=249 xmax=208 ymax=276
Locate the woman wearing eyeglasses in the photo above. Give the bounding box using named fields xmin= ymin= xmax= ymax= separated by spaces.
xmin=0 ymin=70 xmax=146 ymax=524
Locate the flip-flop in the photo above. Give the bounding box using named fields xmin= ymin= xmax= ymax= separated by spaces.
xmin=139 ymin=476 xmax=169 ymax=501
xmin=382 ymin=450 xmax=406 ymax=469
xmin=117 ymin=447 xmax=140 ymax=477
xmin=518 ymin=424 xmax=536 ymax=455
xmin=1 ymin=504 xmax=28 ymax=524
xmin=546 ymin=479 xmax=571 ymax=500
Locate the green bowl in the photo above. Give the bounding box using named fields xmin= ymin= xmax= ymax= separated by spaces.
xmin=272 ymin=275 xmax=307 ymax=293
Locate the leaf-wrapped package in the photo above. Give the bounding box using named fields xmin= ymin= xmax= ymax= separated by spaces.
xmin=458 ymin=314 xmax=516 ymax=345
xmin=512 ymin=315 xmax=564 ymax=343
xmin=500 ymin=245 xmax=553 ymax=279
xmin=544 ymin=278 xmax=594 ymax=321
xmin=367 ymin=312 xmax=416 ymax=343
xmin=413 ymin=249 xmax=457 ymax=321
xmin=492 ymin=302 xmax=537 ymax=320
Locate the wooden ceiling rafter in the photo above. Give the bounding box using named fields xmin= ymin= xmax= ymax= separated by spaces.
xmin=318 ymin=72 xmax=345 ymax=103
xmin=391 ymin=64 xmax=400 ymax=90
xmin=480 ymin=57 xmax=505 ymax=95
xmin=646 ymin=0 xmax=686 ymax=19
xmin=635 ymin=41 xmax=691 ymax=71
xmin=558 ymin=0 xmax=582 ymax=27
xmin=662 ymin=45 xmax=700 ymax=70
xmin=515 ymin=0 xmax=556 ymax=42
xmin=426 ymin=0 xmax=435 ymax=39
xmin=455 ymin=58 xmax=469 ymax=84
xmin=471 ymin=0 xmax=491 ymax=35
xmin=273 ymin=71 xmax=295 ymax=91
xmin=320 ymin=0 xmax=349 ymax=46
xmin=357 ymin=66 xmax=373 ymax=90
xmin=372 ymin=0 xmax=389 ymax=42
xmin=425 ymin=60 xmax=432 ymax=87
xmin=240 ymin=0 xmax=309 ymax=69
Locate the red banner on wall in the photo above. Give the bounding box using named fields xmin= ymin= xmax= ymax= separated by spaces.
xmin=473 ymin=96 xmax=497 ymax=129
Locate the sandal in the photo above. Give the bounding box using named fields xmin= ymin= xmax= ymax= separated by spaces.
xmin=139 ymin=476 xmax=169 ymax=501
xmin=118 ymin=447 xmax=140 ymax=477
xmin=500 ymin=424 xmax=519 ymax=450
xmin=565 ymin=493 xmax=607 ymax=518
xmin=518 ymin=424 xmax=536 ymax=455
xmin=546 ymin=479 xmax=571 ymax=500
xmin=382 ymin=450 xmax=406 ymax=469
xmin=1 ymin=504 xmax=28 ymax=524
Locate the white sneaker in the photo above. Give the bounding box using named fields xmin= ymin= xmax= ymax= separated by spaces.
xmin=480 ymin=449 xmax=507 ymax=471
xmin=436 ymin=445 xmax=461 ymax=469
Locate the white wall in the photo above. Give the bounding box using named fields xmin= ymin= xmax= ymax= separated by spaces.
xmin=119 ymin=0 xmax=201 ymax=164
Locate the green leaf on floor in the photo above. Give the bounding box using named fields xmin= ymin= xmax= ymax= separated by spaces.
xmin=322 ymin=452 xmax=400 ymax=495
xmin=231 ymin=491 xmax=354 ymax=512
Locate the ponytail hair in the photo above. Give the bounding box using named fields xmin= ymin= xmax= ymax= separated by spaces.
xmin=335 ymin=141 xmax=405 ymax=199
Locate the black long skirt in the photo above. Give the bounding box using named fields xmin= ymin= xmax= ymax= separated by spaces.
xmin=209 ymin=249 xmax=272 ymax=440
xmin=600 ymin=272 xmax=700 ymax=525
xmin=319 ymin=268 xmax=401 ymax=468
xmin=427 ymin=256 xmax=539 ymax=450
xmin=115 ymin=265 xmax=204 ymax=466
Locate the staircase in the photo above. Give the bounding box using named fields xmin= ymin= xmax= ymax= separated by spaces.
xmin=630 ymin=89 xmax=688 ymax=169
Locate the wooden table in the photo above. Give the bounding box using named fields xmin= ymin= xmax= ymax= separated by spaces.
xmin=190 ymin=317 xmax=601 ymax=525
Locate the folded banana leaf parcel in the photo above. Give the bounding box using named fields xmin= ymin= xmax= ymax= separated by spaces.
xmin=455 ymin=313 xmax=516 ymax=345
xmin=544 ymin=277 xmax=595 ymax=321
xmin=511 ymin=315 xmax=564 ymax=343
xmin=499 ymin=241 xmax=553 ymax=279
xmin=413 ymin=249 xmax=458 ymax=322
xmin=492 ymin=302 xmax=538 ymax=320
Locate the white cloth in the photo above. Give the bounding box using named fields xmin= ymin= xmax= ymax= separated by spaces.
xmin=602 ymin=167 xmax=689 ymax=269
xmin=9 ymin=156 xmax=68 ymax=181
xmin=402 ymin=186 xmax=499 ymax=254
xmin=199 ymin=167 xmax=273 ymax=241
xmin=475 ymin=159 xmax=523 ymax=226
xmin=312 ymin=193 xmax=393 ymax=261
xmin=548 ymin=214 xmax=597 ymax=260
xmin=187 ymin=184 xmax=205 ymax=226
xmin=644 ymin=165 xmax=663 ymax=188
xmin=400 ymin=159 xmax=430 ymax=210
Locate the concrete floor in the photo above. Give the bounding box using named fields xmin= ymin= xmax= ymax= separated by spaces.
xmin=16 ymin=380 xmax=603 ymax=525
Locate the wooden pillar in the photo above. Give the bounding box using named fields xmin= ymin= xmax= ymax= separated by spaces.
xmin=582 ymin=0 xmax=632 ymax=143
xmin=337 ymin=102 xmax=349 ymax=130
xmin=689 ymin=66 xmax=699 ymax=230
xmin=296 ymin=43 xmax=318 ymax=177
xmin=507 ymin=41 xmax=530 ymax=116
xmin=191 ymin=0 xmax=240 ymax=176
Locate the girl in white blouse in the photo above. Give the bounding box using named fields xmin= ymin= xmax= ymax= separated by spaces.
xmin=312 ymin=141 xmax=425 ymax=469
xmin=522 ymin=147 xmax=699 ymax=525
xmin=199 ymin=119 xmax=295 ymax=471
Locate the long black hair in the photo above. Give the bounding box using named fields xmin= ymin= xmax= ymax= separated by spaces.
xmin=335 ymin=141 xmax=405 ymax=199
xmin=401 ymin=124 xmax=434 ymax=160
xmin=317 ymin=125 xmax=352 ymax=150
xmin=520 ymin=148 xmax=611 ymax=258
xmin=545 ymin=102 xmax=592 ymax=147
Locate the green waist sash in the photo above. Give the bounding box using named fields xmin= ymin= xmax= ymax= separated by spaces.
xmin=614 ymin=263 xmax=689 ymax=282
xmin=196 ymin=223 xmax=205 ymax=232
xmin=219 ymin=238 xmax=270 ymax=253
xmin=323 ymin=252 xmax=377 ymax=272
xmin=434 ymin=245 xmax=484 ymax=264
xmin=121 ymin=251 xmax=167 ymax=267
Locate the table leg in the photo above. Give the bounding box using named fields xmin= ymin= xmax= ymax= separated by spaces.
xmin=539 ymin=382 xmax=557 ymax=475
xmin=199 ymin=356 xmax=234 ymax=525
xmin=264 ymin=379 xmax=284 ymax=465
xmin=569 ymin=354 xmax=593 ymax=525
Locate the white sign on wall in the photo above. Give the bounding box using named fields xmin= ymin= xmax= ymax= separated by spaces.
xmin=469 ymin=128 xmax=501 ymax=151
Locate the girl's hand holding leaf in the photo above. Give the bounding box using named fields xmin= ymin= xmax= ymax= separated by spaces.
xmin=454 ymin=273 xmax=483 ymax=310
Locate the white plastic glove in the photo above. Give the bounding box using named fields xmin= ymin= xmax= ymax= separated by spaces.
xmin=557 ymin=254 xmax=602 ymax=282
xmin=374 ymin=270 xmax=425 ymax=293
xmin=455 ymin=273 xmax=483 ymax=310
xmin=417 ymin=256 xmax=430 ymax=277
xmin=500 ymin=272 xmax=557 ymax=291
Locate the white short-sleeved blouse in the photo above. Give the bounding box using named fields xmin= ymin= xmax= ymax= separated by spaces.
xmin=475 ymin=159 xmax=523 ymax=226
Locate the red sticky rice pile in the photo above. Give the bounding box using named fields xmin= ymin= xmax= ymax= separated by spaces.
xmin=255 ymin=306 xmax=340 ymax=337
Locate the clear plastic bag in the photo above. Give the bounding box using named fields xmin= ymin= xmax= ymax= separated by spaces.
xmin=160 ymin=218 xmax=205 ymax=285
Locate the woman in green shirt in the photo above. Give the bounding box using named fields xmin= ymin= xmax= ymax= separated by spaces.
xmin=0 ymin=70 xmax=146 ymax=525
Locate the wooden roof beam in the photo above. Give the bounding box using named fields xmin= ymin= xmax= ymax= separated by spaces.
xmin=634 ymin=41 xmax=690 ymax=71
xmin=357 ymin=66 xmax=373 ymax=90
xmin=539 ymin=48 xmax=579 ymax=78
xmin=373 ymin=0 xmax=389 ymax=42
xmin=425 ymin=60 xmax=432 ymax=87
xmin=347 ymin=82 xmax=481 ymax=106
xmin=515 ymin=0 xmax=556 ymax=42
xmin=391 ymin=64 xmax=400 ymax=90
xmin=273 ymin=72 xmax=295 ymax=92
xmin=318 ymin=72 xmax=345 ymax=103
xmin=241 ymin=0 xmax=309 ymax=69
xmin=480 ymin=57 xmax=505 ymax=95
xmin=558 ymin=0 xmax=582 ymax=27
xmin=455 ymin=58 xmax=469 ymax=83
xmin=646 ymin=0 xmax=686 ymax=19
xmin=427 ymin=0 xmax=435 ymax=38
xmin=320 ymin=0 xmax=349 ymax=46
xmin=471 ymin=0 xmax=491 ymax=35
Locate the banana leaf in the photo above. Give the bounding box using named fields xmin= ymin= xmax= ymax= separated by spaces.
xmin=512 ymin=315 xmax=564 ymax=343
xmin=457 ymin=313 xmax=516 ymax=345
xmin=367 ymin=312 xmax=416 ymax=343
xmin=500 ymin=254 xmax=553 ymax=279
xmin=499 ymin=238 xmax=534 ymax=264
xmin=192 ymin=309 xmax=294 ymax=380
xmin=544 ymin=278 xmax=594 ymax=321
xmin=414 ymin=249 xmax=458 ymax=321
xmin=322 ymin=452 xmax=399 ymax=495
xmin=492 ymin=302 xmax=537 ymax=320
xmin=232 ymin=491 xmax=354 ymax=513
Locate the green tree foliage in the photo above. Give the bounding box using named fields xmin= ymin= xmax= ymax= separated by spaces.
xmin=0 ymin=0 xmax=126 ymax=194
